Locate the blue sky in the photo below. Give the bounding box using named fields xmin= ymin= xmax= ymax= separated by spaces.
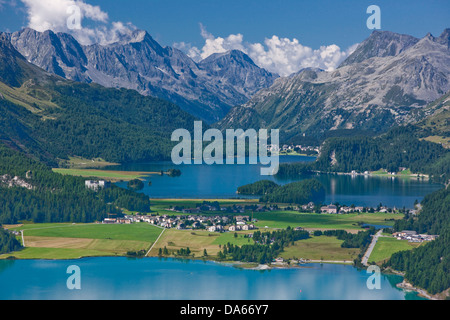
xmin=91 ymin=0 xmax=449 ymax=49
xmin=0 ymin=0 xmax=449 ymax=75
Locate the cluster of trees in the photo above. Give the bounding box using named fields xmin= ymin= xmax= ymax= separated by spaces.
xmin=158 ymin=247 xmax=194 ymax=257
xmin=259 ymin=179 xmax=325 ymax=205
xmin=253 ymin=227 xmax=310 ymax=246
xmin=167 ymin=169 xmax=182 ymax=177
xmin=237 ymin=180 xmax=279 ymax=195
xmin=159 ymin=247 xmax=170 ymax=256
xmin=126 ymin=250 xmax=146 ymax=257
xmin=277 ymin=126 xmax=449 ymax=183
xmin=0 ymin=228 xmax=22 ymax=255
xmin=175 ymin=247 xmax=192 ymax=256
xmin=320 ymin=229 xmax=376 ymax=249
xmin=238 ymin=179 xmax=325 ymax=205
xmin=218 ymin=243 xmax=277 ymax=264
xmin=0 ymin=145 xmax=151 ymax=224
xmin=127 ymin=179 xmax=145 ymax=191
xmin=218 ymin=227 xmax=310 ymax=264
xmin=384 ymin=187 xmax=450 ymax=295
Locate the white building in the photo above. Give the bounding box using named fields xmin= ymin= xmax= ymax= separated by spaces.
xmin=85 ymin=180 xmax=110 ymax=191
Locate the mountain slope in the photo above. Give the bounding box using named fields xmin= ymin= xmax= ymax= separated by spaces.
xmin=0 ymin=35 xmax=197 ymax=165
xmin=418 ymin=91 xmax=450 ymax=136
xmin=6 ymin=28 xmax=278 ymax=123
xmin=218 ymin=29 xmax=450 ymax=141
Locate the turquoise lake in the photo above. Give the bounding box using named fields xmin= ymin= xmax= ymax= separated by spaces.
xmin=110 ymin=156 xmax=442 ymax=209
xmin=0 ymin=257 xmax=423 ymax=300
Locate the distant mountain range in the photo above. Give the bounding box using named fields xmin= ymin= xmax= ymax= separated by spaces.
xmin=0 ymin=33 xmax=198 ymax=165
xmin=1 ymin=27 xmax=449 ymax=146
xmin=3 ymin=28 xmax=278 ymax=123
xmin=218 ymin=29 xmax=450 ymax=142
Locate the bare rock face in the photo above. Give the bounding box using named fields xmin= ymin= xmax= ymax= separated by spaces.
xmin=0 ymin=174 xmax=34 ymax=190
xmin=7 ymin=28 xmax=278 ymax=123
xmin=219 ymin=29 xmax=450 ymax=140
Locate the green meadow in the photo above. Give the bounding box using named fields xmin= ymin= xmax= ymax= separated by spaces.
xmin=280 ymin=236 xmax=359 ymax=262
xmin=1 ymin=223 xmax=163 ymax=260
xmin=16 ymin=223 xmax=162 ymax=242
xmin=368 ymin=237 xmax=422 ymax=265
xmin=52 ymin=168 xmax=154 ymax=181
xmin=252 ymin=211 xmax=402 ymax=231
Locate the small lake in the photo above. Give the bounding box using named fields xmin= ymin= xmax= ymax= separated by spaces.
xmin=109 ymin=156 xmax=442 ymax=209
xmin=0 ymin=257 xmax=423 ymax=300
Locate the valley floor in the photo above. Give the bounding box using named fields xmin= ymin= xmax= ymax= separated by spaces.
xmin=0 ymin=199 xmax=407 ymax=265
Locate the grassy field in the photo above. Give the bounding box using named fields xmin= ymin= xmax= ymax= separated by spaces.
xmin=252 ymin=211 xmax=402 ymax=231
xmin=61 ymin=156 xmax=120 ymax=169
xmin=52 ymin=168 xmax=156 ymax=181
xmin=279 ymin=236 xmax=359 ymax=262
xmin=149 ymin=229 xmax=255 ymax=257
xmin=0 ymin=208 xmax=406 ymax=262
xmin=0 ymin=247 xmax=115 ymax=260
xmin=17 ymin=223 xmax=163 ymax=242
xmin=1 ymin=223 xmax=163 ymax=260
xmin=150 ymin=229 xmax=360 ymax=263
xmin=368 ymin=237 xmax=422 ymax=265
xmin=0 ymin=81 xmax=59 ymax=114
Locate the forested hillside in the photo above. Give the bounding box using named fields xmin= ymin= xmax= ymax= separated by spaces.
xmin=384 ymin=187 xmax=450 ymax=295
xmin=277 ymin=126 xmax=450 ymax=183
xmin=0 ymin=145 xmax=151 ymax=225
xmin=0 ymin=35 xmax=198 ymax=166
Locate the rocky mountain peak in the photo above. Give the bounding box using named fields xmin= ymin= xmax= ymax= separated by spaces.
xmin=220 ymin=28 xmax=450 ymax=140
xmin=339 ymin=30 xmax=419 ymax=67
xmin=437 ymin=28 xmax=450 ymax=48
xmin=6 ymin=28 xmax=278 ymax=123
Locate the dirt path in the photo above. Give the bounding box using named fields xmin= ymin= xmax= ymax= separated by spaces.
xmin=362 ymin=229 xmax=383 ymax=266
xmin=145 ymin=228 xmax=166 ymax=257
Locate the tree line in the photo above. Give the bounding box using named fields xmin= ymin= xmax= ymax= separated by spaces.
xmin=217 ymin=227 xmax=310 ymax=264
xmin=0 ymin=228 xmax=22 ymax=255
xmin=238 ymin=179 xmax=326 ymax=205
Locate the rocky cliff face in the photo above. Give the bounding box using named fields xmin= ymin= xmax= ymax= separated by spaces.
xmin=218 ymin=29 xmax=450 ymax=141
xmin=6 ymin=28 xmax=278 ymax=123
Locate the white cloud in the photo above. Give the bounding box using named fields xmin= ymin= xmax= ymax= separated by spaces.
xmin=176 ymin=24 xmax=358 ymax=77
xmin=20 ymin=0 xmax=136 ymax=45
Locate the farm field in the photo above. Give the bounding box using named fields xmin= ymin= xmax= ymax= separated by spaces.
xmin=251 ymin=212 xmax=402 ymax=231
xmin=368 ymin=237 xmax=422 ymax=265
xmin=279 ymin=236 xmax=359 ymax=262
xmin=13 ymin=223 xmax=163 ymax=242
xmin=0 ymin=207 xmax=405 ymax=262
xmin=148 ymin=229 xmax=255 ymax=257
xmin=52 ymin=168 xmax=155 ymax=181
xmin=1 ymin=223 xmax=163 ymax=260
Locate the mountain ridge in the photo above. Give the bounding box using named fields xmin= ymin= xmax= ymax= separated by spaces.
xmin=0 ymin=35 xmax=199 ymax=165
xmin=4 ymin=27 xmax=279 ymax=123
xmin=217 ymin=28 xmax=450 ymax=142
